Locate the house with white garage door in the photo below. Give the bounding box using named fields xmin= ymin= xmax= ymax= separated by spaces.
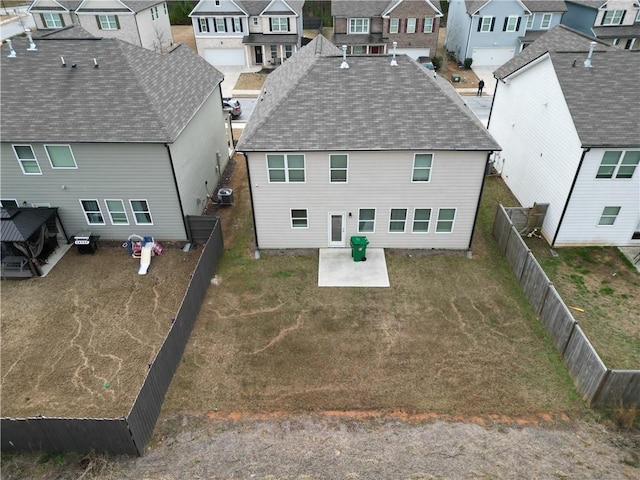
xmin=236 ymin=35 xmax=500 ymax=251
xmin=445 ymin=0 xmax=566 ymax=66
xmin=189 ymin=0 xmax=304 ymax=67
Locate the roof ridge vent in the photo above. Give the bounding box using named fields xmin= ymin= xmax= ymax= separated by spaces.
xmin=25 ymin=29 xmax=37 ymax=51
xmin=390 ymin=41 xmax=398 ymax=66
xmin=340 ymin=45 xmax=349 ymax=69
xmin=584 ymin=41 xmax=596 ymax=68
xmin=6 ymin=39 xmax=16 ymax=58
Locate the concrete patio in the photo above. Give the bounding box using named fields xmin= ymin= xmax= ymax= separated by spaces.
xmin=318 ymin=248 xmax=390 ymax=287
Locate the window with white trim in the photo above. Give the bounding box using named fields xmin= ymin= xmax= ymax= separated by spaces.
xmin=291 ymin=209 xmax=308 ymax=228
xmin=596 ymin=150 xmax=640 ymax=179
xmin=412 ymin=208 xmax=431 ymax=233
xmin=270 ymin=44 xmax=278 ymax=58
xmin=349 ymin=18 xmax=369 ymax=33
xmin=479 ymin=16 xmax=493 ymax=32
xmin=130 ymin=200 xmax=153 ymax=224
xmin=163 ymin=2 xmax=167 ymax=14
xmin=504 ymin=15 xmax=519 ymax=32
xmin=267 ymin=154 xmax=305 ymax=182
xmin=13 ymin=145 xmax=41 ymax=175
xmin=351 ymin=45 xmax=365 ymax=54
xmin=43 ymin=13 xmax=63 ymax=28
xmin=526 ymin=14 xmax=534 ymax=29
xmin=45 ymin=145 xmax=77 ymax=169
xmin=215 ymin=0 xmax=220 ymax=5
xmin=97 ymin=15 xmax=119 ymax=30
xmin=389 ymin=208 xmax=407 ymax=233
xmin=412 ymin=153 xmax=433 ymax=182
xmin=285 ymin=45 xmax=293 ymax=58
xmin=105 ymin=199 xmax=129 ymax=225
xmin=601 ymin=10 xmax=624 ymax=25
xmin=390 ymin=17 xmax=399 ymax=33
xmin=151 ymin=6 xmax=158 ymax=21
xmin=215 ymin=17 xmax=226 ymax=32
xmin=540 ymin=13 xmax=552 ymax=29
xmin=358 ymin=208 xmax=376 ymax=233
xmin=407 ymin=17 xmax=417 ymax=33
xmin=199 ymin=18 xmax=209 ymax=32
xmin=598 ymin=206 xmax=621 ymax=225
xmin=252 ymin=16 xmax=258 ymax=26
xmin=0 ymin=199 xmax=19 ymax=208
xmin=636 ymin=9 xmax=640 ymax=21
xmin=330 ymin=154 xmax=348 ymax=182
xmin=233 ymin=17 xmax=242 ymax=32
xmin=423 ymin=17 xmax=434 ymax=33
xmin=80 ymin=199 xmax=105 ymax=225
xmin=436 ymin=208 xmax=456 ymax=233
xmin=270 ymin=17 xmax=288 ymax=32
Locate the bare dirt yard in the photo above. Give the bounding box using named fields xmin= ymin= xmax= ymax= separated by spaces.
xmin=170 ymin=25 xmax=196 ymax=52
xmin=1 ymin=244 xmax=200 ymax=418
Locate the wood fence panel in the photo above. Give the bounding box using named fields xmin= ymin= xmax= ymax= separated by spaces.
xmin=593 ymin=370 xmax=640 ymax=408
xmin=563 ymin=326 xmax=607 ymax=404
xmin=505 ymin=226 xmax=529 ymax=281
xmin=493 ymin=205 xmax=511 ymax=254
xmin=519 ymin=252 xmax=551 ymax=315
xmin=539 ymin=285 xmax=576 ymax=353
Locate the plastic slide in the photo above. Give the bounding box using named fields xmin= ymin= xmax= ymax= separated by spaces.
xmin=138 ymin=244 xmax=153 ymax=275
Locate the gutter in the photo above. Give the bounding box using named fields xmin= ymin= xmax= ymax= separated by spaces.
xmin=551 ymin=147 xmax=590 ymax=247
xmin=469 ymin=151 xmax=492 ymax=251
xmin=486 ymin=75 xmax=498 ymax=129
xmin=165 ymin=144 xmax=190 ymax=241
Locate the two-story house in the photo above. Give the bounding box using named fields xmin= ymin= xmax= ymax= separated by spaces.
xmin=236 ymin=35 xmax=500 ymax=251
xmin=445 ymin=0 xmax=566 ymax=66
xmin=562 ymin=0 xmax=640 ymax=49
xmin=189 ymin=0 xmax=304 ymax=67
xmin=331 ymin=0 xmax=443 ymax=58
xmin=488 ymin=25 xmax=640 ymax=246
xmin=1 ymin=35 xmax=230 ymax=243
xmin=28 ymin=0 xmax=173 ymax=52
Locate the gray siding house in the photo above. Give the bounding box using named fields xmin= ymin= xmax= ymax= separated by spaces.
xmin=236 ymin=35 xmax=500 ymax=251
xmin=28 ymin=0 xmax=173 ymax=52
xmin=1 ymin=35 xmax=229 ymax=241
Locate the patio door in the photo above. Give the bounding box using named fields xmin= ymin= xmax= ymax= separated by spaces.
xmin=328 ymin=213 xmax=345 ymax=247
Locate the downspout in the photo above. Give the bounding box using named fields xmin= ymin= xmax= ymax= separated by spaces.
xmin=551 ymin=147 xmax=590 ymax=247
xmin=135 ymin=11 xmax=143 ymax=47
xmin=464 ymin=14 xmax=473 ymax=60
xmin=468 ymin=151 xmax=492 ymax=251
xmin=241 ymin=152 xmax=260 ymax=250
xmin=165 ymin=144 xmax=190 ymax=241
xmin=486 ymin=76 xmax=499 ymax=129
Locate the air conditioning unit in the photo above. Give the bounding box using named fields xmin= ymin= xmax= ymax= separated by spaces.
xmin=217 ymin=188 xmax=234 ymax=206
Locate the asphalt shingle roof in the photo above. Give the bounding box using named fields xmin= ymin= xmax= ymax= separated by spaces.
xmin=0 ymin=208 xmax=58 ymax=242
xmin=1 ymin=37 xmax=223 ymax=143
xmin=30 ymin=0 xmax=164 ymax=13
xmin=237 ymin=35 xmax=500 ymax=152
xmin=331 ymin=0 xmax=392 ymax=17
xmin=521 ymin=0 xmax=567 ymax=12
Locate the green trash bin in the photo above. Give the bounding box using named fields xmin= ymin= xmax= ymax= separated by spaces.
xmin=350 ymin=236 xmax=369 ymax=262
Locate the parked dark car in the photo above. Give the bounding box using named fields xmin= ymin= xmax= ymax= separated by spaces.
xmin=417 ymin=56 xmax=434 ymax=71
xmin=223 ymin=97 xmax=242 ymax=118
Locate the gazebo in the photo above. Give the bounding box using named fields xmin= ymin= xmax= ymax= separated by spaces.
xmin=0 ymin=208 xmax=69 ymax=279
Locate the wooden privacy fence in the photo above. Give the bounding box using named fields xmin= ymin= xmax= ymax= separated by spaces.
xmin=1 ymin=217 xmax=224 ymax=456
xmin=493 ymin=205 xmax=639 ymax=408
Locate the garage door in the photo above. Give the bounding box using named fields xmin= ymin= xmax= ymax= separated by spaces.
xmin=203 ymin=48 xmax=246 ymax=66
xmin=472 ymin=47 xmax=515 ymax=67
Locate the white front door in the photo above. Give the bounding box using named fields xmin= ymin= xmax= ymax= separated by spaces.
xmin=328 ymin=213 xmax=345 ymax=247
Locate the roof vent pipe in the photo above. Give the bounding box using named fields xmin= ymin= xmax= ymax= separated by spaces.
xmin=584 ymin=41 xmax=596 ymax=68
xmin=61 ymin=56 xmax=66 ymax=67
xmin=25 ymin=29 xmax=37 ymax=51
xmin=93 ymin=58 xmax=99 ymax=68
xmin=390 ymin=41 xmax=398 ymax=66
xmin=6 ymin=39 xmax=16 ymax=58
xmin=340 ymin=45 xmax=349 ymax=69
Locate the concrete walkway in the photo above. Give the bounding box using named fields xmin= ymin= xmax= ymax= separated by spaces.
xmin=318 ymin=248 xmax=390 ymax=287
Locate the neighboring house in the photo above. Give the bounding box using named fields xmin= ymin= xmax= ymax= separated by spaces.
xmin=189 ymin=0 xmax=304 ymax=67
xmin=28 ymin=0 xmax=173 ymax=52
xmin=1 ymin=35 xmax=230 ymax=241
xmin=331 ymin=0 xmax=443 ymax=58
xmin=488 ymin=25 xmax=640 ymax=247
xmin=562 ymin=0 xmax=640 ymax=50
xmin=445 ymin=0 xmax=566 ymax=66
xmin=236 ymin=35 xmax=500 ymax=250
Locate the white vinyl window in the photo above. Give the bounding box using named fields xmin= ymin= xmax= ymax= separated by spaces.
xmin=285 ymin=45 xmax=293 ymax=58
xmin=526 ymin=14 xmax=534 ymax=29
xmin=389 ymin=208 xmax=408 ymax=233
xmin=215 ymin=17 xmax=226 ymax=32
xmin=198 ymin=18 xmax=209 ymax=32
xmin=151 ymin=6 xmax=158 ymax=20
xmin=358 ymin=208 xmax=376 ymax=233
xmin=436 ymin=208 xmax=456 ymax=233
xmin=390 ymin=17 xmax=399 ymax=33
xmin=412 ymin=153 xmax=433 ymax=182
xmin=480 ymin=16 xmax=493 ymax=32
xmin=45 ymin=145 xmax=77 ymax=169
xmin=351 ymin=45 xmax=365 ymax=54
xmin=105 ymin=199 xmax=129 ymax=225
xmin=80 ymin=199 xmax=105 ymax=225
xmin=267 ymin=154 xmax=305 ymax=182
xmin=412 ymin=208 xmax=431 ymax=233
xmin=423 ymin=17 xmax=434 ymax=33
xmin=291 ymin=209 xmax=308 ymax=228
xmin=505 ymin=16 xmax=519 ymax=32
xmin=349 ymin=18 xmax=369 ymax=34
xmin=98 ymin=15 xmax=119 ymax=30
xmin=407 ymin=17 xmax=417 ymax=33
xmin=130 ymin=200 xmax=153 ymax=225
xmin=601 ymin=10 xmax=624 ymax=25
xmin=43 ymin=13 xmax=63 ymax=28
xmin=13 ymin=145 xmax=41 ymax=175
xmin=540 ymin=13 xmax=552 ymax=29
xmin=164 ymin=2 xmax=167 ymax=14
xmin=598 ymin=206 xmax=621 ymax=226
xmin=596 ymin=151 xmax=640 ymax=179
xmin=330 ymin=154 xmax=348 ymax=183
xmin=233 ymin=17 xmax=242 ymax=32
xmin=252 ymin=16 xmax=259 ymax=26
xmin=0 ymin=199 xmax=19 ymax=208
xmin=270 ymin=17 xmax=288 ymax=31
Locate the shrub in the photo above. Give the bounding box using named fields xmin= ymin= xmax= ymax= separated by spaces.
xmin=464 ymin=57 xmax=473 ymax=69
xmin=432 ymin=56 xmax=443 ymax=71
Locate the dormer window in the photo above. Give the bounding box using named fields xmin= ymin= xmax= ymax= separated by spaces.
xmin=349 ymin=18 xmax=369 ymax=34
xmin=601 ymin=10 xmax=625 ymax=25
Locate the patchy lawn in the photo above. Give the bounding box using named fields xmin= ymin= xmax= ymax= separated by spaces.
xmin=161 ymin=162 xmax=585 ymax=419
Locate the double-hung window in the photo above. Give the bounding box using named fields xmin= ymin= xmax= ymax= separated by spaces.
xmin=540 ymin=13 xmax=552 ymax=29
xmin=598 ymin=206 xmax=621 ymax=226
xmin=13 ymin=145 xmax=41 ymax=174
xmin=412 ymin=208 xmax=431 ymax=233
xmin=389 ymin=208 xmax=407 ymax=233
xmin=349 ymin=18 xmax=369 ymax=34
xmin=412 ymin=153 xmax=433 ymax=182
xmin=97 ymin=15 xmax=119 ymax=30
xmin=45 ymin=145 xmax=77 ymax=169
xmin=130 ymin=200 xmax=153 ymax=224
xmin=291 ymin=209 xmax=308 ymax=228
xmin=43 ymin=13 xmax=63 ymax=28
xmin=151 ymin=6 xmax=158 ymax=21
xmin=267 ymin=154 xmax=305 ymax=182
xmin=504 ymin=16 xmax=519 ymax=32
xmin=358 ymin=209 xmax=376 ymax=233
xmin=423 ymin=17 xmax=434 ymax=33
xmin=526 ymin=14 xmax=534 ymax=29
xmin=215 ymin=17 xmax=226 ymax=32
xmin=479 ymin=16 xmax=494 ymax=32
xmin=80 ymin=200 xmax=105 ymax=225
xmin=601 ymin=10 xmax=624 ymax=25
xmin=106 ymin=199 xmax=129 ymax=225
xmin=390 ymin=17 xmax=399 ymax=33
xmin=407 ymin=18 xmax=417 ymax=33
xmin=596 ymin=151 xmax=640 ymax=179
xmin=233 ymin=17 xmax=242 ymax=32
xmin=199 ymin=18 xmax=209 ymax=32
xmin=330 ymin=154 xmax=348 ymax=182
xmin=436 ymin=208 xmax=456 ymax=233
xmin=270 ymin=17 xmax=288 ymax=32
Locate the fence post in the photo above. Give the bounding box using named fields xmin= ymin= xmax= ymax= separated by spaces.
xmin=589 ymin=368 xmax=611 ymax=407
